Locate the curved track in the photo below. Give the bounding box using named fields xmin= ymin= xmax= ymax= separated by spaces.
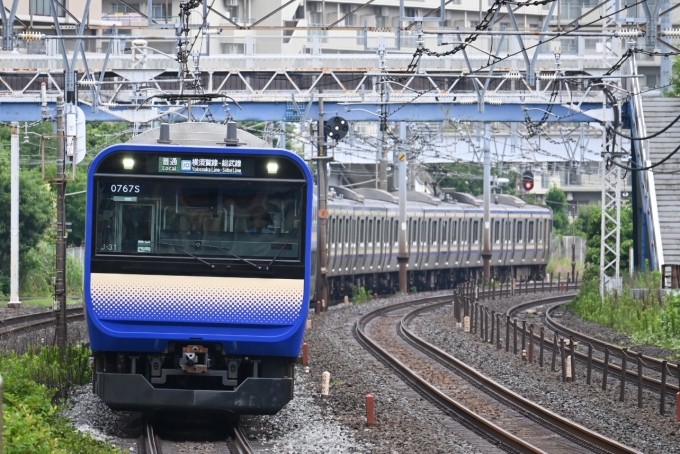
xmin=355 ymin=295 xmax=638 ymax=454
xmin=507 ymin=298 xmax=680 ymax=396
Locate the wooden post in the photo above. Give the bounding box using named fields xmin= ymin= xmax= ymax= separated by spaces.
xmin=513 ymin=319 xmax=518 ymax=354
xmin=551 ymin=333 xmax=558 ymax=372
xmin=539 ymin=327 xmax=544 ymax=367
xmin=521 ymin=320 xmax=526 ymax=353
xmin=620 ymin=348 xmax=627 ymax=402
xmin=496 ymin=314 xmax=501 ymax=349
xmin=661 ymin=360 xmax=667 ymax=415
xmin=302 ymin=342 xmax=309 ymax=366
xmin=560 ymin=338 xmax=566 ymax=382
xmin=569 ymin=336 xmax=576 ymax=383
xmin=505 ymin=315 xmax=510 ymax=352
xmin=586 ymin=343 xmax=593 ymax=385
xmin=490 ymin=310 xmax=495 ymax=345
xmin=602 ymin=348 xmax=610 ymax=391
xmin=637 ymin=353 xmax=643 ymax=409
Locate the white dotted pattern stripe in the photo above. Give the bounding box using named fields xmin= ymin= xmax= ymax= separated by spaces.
xmin=90 ymin=273 xmax=304 ymax=325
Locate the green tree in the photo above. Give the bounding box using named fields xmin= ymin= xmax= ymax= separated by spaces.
xmin=545 ymin=186 xmax=569 ymax=233
xmin=668 ymin=55 xmax=680 ymax=97
xmin=65 ymin=121 xmax=130 ymax=246
xmin=0 ymin=166 xmax=54 ymax=291
xmin=432 ymin=162 xmax=519 ymax=196
xmin=583 ymin=205 xmax=633 ymax=276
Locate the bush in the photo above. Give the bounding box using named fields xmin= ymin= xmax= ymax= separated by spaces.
xmin=1 ymin=346 xmax=121 ymax=453
xmin=351 ymin=286 xmax=371 ymax=304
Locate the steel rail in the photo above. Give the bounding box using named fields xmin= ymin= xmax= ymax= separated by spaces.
xmin=355 ymin=297 xmax=546 ymax=454
xmin=232 ymin=421 xmax=254 ymax=454
xmin=142 ymin=415 xmax=159 ymax=454
xmin=506 ymin=297 xmax=679 ymax=395
xmin=402 ymin=300 xmax=639 ymax=454
xmin=0 ymin=307 xmax=83 ymax=337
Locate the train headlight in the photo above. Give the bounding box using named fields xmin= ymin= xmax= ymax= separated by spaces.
xmin=123 ymin=158 xmax=135 ymax=170
xmin=267 ymin=161 xmax=278 ymax=174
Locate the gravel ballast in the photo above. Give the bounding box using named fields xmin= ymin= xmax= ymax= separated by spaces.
xmin=7 ymin=292 xmax=678 ymax=453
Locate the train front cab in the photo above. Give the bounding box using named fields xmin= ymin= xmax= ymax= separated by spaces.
xmin=85 ymin=144 xmax=313 ymax=414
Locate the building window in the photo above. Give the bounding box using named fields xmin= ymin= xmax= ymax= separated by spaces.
xmin=32 ymin=0 xmax=65 ymax=16
xmin=152 ymin=3 xmax=171 ymax=20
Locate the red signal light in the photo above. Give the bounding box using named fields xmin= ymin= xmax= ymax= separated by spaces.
xmin=521 ymin=170 xmax=534 ymax=192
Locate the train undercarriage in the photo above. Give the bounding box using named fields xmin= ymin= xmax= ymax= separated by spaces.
xmin=326 ymin=265 xmax=546 ymax=301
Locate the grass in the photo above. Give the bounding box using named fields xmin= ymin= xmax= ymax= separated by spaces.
xmin=567 ymin=269 xmax=680 ymax=356
xmin=2 ymin=345 xmax=122 ymax=453
xmin=546 ymin=256 xmax=584 ymax=278
xmin=0 ymin=297 xmax=81 ymax=308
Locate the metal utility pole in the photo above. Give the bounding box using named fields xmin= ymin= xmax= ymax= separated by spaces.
xmin=482 ymin=123 xmax=492 ymax=284
xmin=8 ymin=122 xmax=21 ymax=309
xmin=377 ymin=43 xmax=388 ymax=191
xmin=55 ymin=95 xmax=68 ymax=353
xmin=397 ymin=123 xmax=409 ymax=294
xmin=315 ymin=94 xmax=331 ymax=307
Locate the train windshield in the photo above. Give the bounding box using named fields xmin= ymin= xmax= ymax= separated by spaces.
xmin=94 ymin=177 xmax=305 ymax=262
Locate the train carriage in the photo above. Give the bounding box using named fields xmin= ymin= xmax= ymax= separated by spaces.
xmin=85 ymin=140 xmax=313 ymax=413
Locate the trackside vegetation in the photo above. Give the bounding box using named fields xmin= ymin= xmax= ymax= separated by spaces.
xmin=567 ymin=269 xmax=680 ymax=355
xmin=2 ymin=345 xmax=122 ymax=453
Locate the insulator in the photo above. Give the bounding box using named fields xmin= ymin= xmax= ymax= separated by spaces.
xmin=486 ymin=97 xmax=503 ymax=105
xmin=616 ymin=28 xmax=640 ymax=38
xmin=537 ymin=73 xmax=557 ymax=81
xmin=660 ymin=28 xmax=680 ymax=38
xmin=17 ymin=32 xmax=44 ymax=40
xmin=456 ymin=97 xmax=476 ymax=105
xmin=505 ymin=71 xmax=522 ymax=80
xmin=79 ymin=80 xmax=97 ymax=86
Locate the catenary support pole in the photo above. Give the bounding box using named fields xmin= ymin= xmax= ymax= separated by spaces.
xmin=8 ymin=122 xmax=21 ymax=308
xmin=482 ymin=123 xmax=491 ymax=284
xmin=397 ymin=123 xmax=408 ymax=294
xmin=55 ymin=95 xmax=68 ymax=354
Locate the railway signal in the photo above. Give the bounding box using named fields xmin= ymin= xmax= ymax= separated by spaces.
xmin=324 ymin=116 xmax=349 ymax=141
xmin=522 ymin=170 xmax=534 ymax=192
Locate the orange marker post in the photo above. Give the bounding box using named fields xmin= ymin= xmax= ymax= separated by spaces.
xmin=366 ymin=394 xmax=375 ymax=426
xmin=302 ymin=342 xmax=309 ymax=366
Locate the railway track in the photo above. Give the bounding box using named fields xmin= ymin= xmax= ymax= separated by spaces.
xmin=140 ymin=413 xmax=253 ymax=454
xmin=0 ymin=306 xmax=83 ymax=338
xmin=355 ymin=294 xmax=638 ymax=454
xmin=507 ymin=297 xmax=680 ymax=398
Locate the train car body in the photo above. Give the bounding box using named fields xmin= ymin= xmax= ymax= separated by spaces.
xmin=85 ymin=142 xmax=313 ymax=414
xmin=321 ymin=189 xmax=551 ymax=299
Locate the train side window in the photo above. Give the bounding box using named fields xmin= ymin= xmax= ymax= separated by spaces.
xmin=538 ymin=220 xmax=543 ymax=243
xmin=360 ymin=219 xmax=365 ymax=244
xmin=331 ymin=219 xmax=335 ymax=245
xmin=462 ymin=221 xmax=467 ymax=243
xmin=345 ymin=219 xmax=349 ymax=243
xmin=384 ymin=219 xmax=389 ymax=244
xmin=368 ymin=219 xmax=373 ymax=244
xmin=528 ymin=221 xmax=534 ymax=243
xmin=441 ymin=221 xmax=447 ymax=245
xmin=393 ymin=220 xmax=398 ymax=245
xmin=376 ymin=219 xmax=381 ymax=243
xmin=494 ymin=220 xmax=500 ymax=244
xmin=432 ymin=221 xmax=438 ymax=244
xmin=412 ymin=220 xmax=417 ymax=243
xmin=505 ymin=220 xmax=511 ymax=242
xmin=421 ymin=219 xmax=427 ymax=242
xmin=517 ymin=221 xmax=523 ymax=243
xmin=452 ymin=221 xmax=458 ymax=244
xmin=472 ymin=220 xmax=479 ymax=244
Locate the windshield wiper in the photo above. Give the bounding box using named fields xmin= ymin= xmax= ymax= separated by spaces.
xmin=267 ymin=229 xmax=298 ymax=268
xmin=150 ymin=241 xmax=215 ymax=269
xmin=202 ymin=244 xmax=264 ymax=270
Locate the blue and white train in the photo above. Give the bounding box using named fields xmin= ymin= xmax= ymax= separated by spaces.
xmin=85 ymin=130 xmax=313 ymax=414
